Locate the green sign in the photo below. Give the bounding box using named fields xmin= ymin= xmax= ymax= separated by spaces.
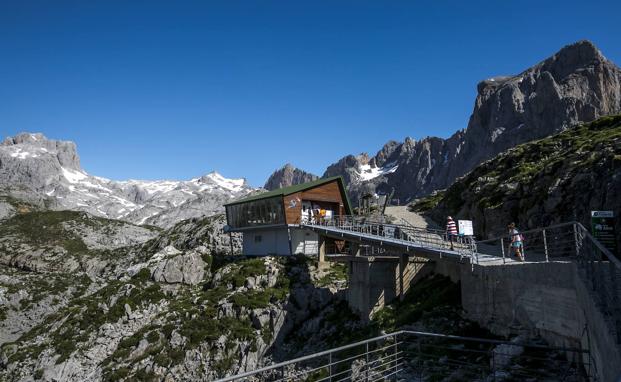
xmin=591 ymin=211 xmax=617 ymax=256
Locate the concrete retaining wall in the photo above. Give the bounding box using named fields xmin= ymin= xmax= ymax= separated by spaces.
xmin=345 ymin=253 xmax=621 ymax=380
xmin=346 ymin=256 xmax=431 ymax=320
xmin=433 ymin=261 xmax=621 ymax=382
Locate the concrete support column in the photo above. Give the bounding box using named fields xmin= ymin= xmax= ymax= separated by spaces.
xmin=318 ymin=235 xmax=327 ymax=269
xmin=399 ymin=253 xmax=408 ymax=301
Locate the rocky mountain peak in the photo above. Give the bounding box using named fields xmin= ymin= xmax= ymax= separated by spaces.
xmin=197 ymin=171 xmax=247 ymax=192
xmin=1 ymin=132 xmax=81 ymax=171
xmin=0 ymin=133 xmax=254 ymax=227
xmin=2 ymin=132 xmax=46 ymax=146
xmin=320 ymin=40 xmax=621 ymax=204
xmin=543 ymin=40 xmax=605 ymax=75
xmin=264 ymin=164 xmax=318 ymax=190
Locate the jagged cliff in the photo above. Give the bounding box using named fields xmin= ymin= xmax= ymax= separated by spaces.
xmin=263 ymin=164 xmax=319 ymax=191
xmin=317 ymin=40 xmax=621 ymax=203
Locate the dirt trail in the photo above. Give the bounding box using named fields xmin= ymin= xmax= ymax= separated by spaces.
xmin=384 ymin=206 xmax=441 ymax=229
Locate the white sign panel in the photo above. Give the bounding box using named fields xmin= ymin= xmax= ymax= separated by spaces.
xmin=591 ymin=211 xmax=614 ymax=218
xmin=458 ymin=220 xmax=473 ymax=236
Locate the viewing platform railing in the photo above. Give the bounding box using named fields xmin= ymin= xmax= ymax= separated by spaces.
xmin=302 ymin=216 xmax=621 ymax=343
xmin=301 ymin=215 xmax=477 ymax=260
xmin=215 ymin=330 xmax=592 ymax=382
xmin=469 ymin=221 xmax=621 ymax=343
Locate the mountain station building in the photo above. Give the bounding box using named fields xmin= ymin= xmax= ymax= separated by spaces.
xmin=224 ymin=176 xmax=352 ymax=256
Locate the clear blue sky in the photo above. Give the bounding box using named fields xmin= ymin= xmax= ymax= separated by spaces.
xmin=1 ymin=1 xmax=619 ymax=187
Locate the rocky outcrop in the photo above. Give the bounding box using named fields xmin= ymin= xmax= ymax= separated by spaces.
xmin=0 ymin=133 xmax=254 ymax=228
xmin=150 ymin=247 xmax=206 ymax=285
xmin=0 ymin=209 xmax=159 ymax=274
xmin=263 ymin=164 xmax=319 ymax=190
xmin=413 ymin=114 xmax=621 ymax=241
xmin=0 ymin=250 xmax=349 ymax=381
xmin=322 ymin=40 xmax=621 ymax=203
xmin=145 ymin=214 xmax=241 ymax=255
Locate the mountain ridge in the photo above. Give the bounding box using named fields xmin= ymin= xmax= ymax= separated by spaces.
xmin=266 ymin=40 xmax=621 ymax=203
xmin=0 ymin=132 xmax=255 ymax=228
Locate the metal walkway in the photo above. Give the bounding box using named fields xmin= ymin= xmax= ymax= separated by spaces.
xmin=300 ymin=215 xmax=478 ymax=263
xmin=302 ymin=217 xmax=621 ymax=344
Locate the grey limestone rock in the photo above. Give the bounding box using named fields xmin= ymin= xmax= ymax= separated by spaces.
xmin=0 ymin=133 xmax=255 ymax=228
xmin=263 ymin=163 xmax=319 ymax=190
xmin=151 ymin=250 xmax=206 ymax=285
xmin=320 ymin=40 xmax=621 ymax=204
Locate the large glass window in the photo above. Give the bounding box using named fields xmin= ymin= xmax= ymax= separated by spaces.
xmin=225 ymin=196 xmax=285 ymax=228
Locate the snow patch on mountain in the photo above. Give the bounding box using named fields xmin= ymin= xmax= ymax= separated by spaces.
xmin=357 ymin=162 xmax=399 ymax=181
xmin=0 ymin=133 xmax=255 ymax=228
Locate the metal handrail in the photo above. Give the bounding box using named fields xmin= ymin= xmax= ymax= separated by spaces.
xmin=214 ymin=331 xmax=400 ymax=382
xmin=214 ymin=329 xmax=591 ymax=382
xmin=476 ymin=220 xmax=620 ymax=269
xmin=301 ymin=214 xmax=477 ymax=258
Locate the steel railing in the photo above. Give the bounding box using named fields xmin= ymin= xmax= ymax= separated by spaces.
xmin=215 ymin=330 xmax=592 ymax=382
xmin=476 ymin=221 xmax=586 ymax=263
xmin=303 ymin=216 xmax=621 ymax=343
xmin=301 ymin=215 xmax=477 ymax=259
xmin=478 ymin=221 xmax=621 ymax=343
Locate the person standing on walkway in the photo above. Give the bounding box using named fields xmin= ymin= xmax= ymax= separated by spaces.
xmin=446 ymin=216 xmax=458 ymax=250
xmin=508 ymin=222 xmax=524 ymax=261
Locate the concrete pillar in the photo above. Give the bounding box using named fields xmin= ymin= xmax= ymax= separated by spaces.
xmin=399 ymin=253 xmax=408 ymax=301
xmin=318 ymin=235 xmax=327 ymax=269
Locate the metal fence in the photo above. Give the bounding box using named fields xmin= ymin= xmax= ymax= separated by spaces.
xmin=574 ymin=223 xmax=621 ymax=344
xmin=477 ymin=222 xmax=621 ymax=343
xmin=215 ymin=330 xmax=592 ymax=382
xmin=475 ymin=222 xmax=584 ymax=263
xmin=304 ymin=217 xmax=621 ymax=343
xmin=303 ymin=215 xmax=477 ymax=259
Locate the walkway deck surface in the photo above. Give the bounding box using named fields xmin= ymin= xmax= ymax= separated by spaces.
xmin=300 ymin=223 xmax=542 ymax=267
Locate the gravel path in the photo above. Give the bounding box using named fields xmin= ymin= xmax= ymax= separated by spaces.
xmin=385 ymin=206 xmax=441 ymax=229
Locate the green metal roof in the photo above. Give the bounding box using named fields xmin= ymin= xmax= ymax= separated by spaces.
xmin=224 ymin=176 xmax=352 ymax=213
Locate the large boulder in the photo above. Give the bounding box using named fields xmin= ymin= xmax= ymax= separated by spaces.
xmin=151 ymin=249 xmax=206 ymax=285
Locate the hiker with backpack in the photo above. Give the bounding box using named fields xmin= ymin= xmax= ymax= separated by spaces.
xmin=507 ymin=222 xmax=524 ymax=261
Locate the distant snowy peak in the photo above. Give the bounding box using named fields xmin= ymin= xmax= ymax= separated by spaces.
xmin=1 ymin=132 xmax=81 ymax=170
xmin=356 ymin=162 xmax=399 ymax=181
xmin=195 ymin=172 xmax=247 ymax=193
xmin=0 ymin=132 xmax=255 ymax=228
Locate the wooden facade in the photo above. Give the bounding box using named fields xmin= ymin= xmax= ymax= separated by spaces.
xmin=225 ymin=176 xmax=351 ymax=231
xmin=283 ymin=180 xmax=346 ymax=225
xmin=224 ymin=176 xmax=350 ymax=256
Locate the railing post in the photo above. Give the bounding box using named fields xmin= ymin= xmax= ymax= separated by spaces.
xmin=543 ymin=229 xmax=549 ymax=262
xmin=329 ymin=351 xmax=332 ymax=382
xmin=612 ymin=260 xmax=621 ymax=344
xmin=492 ymin=349 xmax=496 ymax=382
xmin=500 ymin=238 xmax=506 ymax=264
xmin=394 ymin=334 xmax=398 ymax=377
xmin=573 ymin=223 xmax=579 ymax=257
xmin=365 ymin=342 xmax=370 ymax=382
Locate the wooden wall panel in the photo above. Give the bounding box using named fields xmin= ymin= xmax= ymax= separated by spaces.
xmin=283 ymin=180 xmax=346 ymax=224
xmin=301 ymin=181 xmax=343 ymax=203
xmin=283 ymin=192 xmax=303 ymax=224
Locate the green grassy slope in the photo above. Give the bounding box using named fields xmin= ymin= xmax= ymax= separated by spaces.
xmin=411 ymin=114 xmax=621 ymax=241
